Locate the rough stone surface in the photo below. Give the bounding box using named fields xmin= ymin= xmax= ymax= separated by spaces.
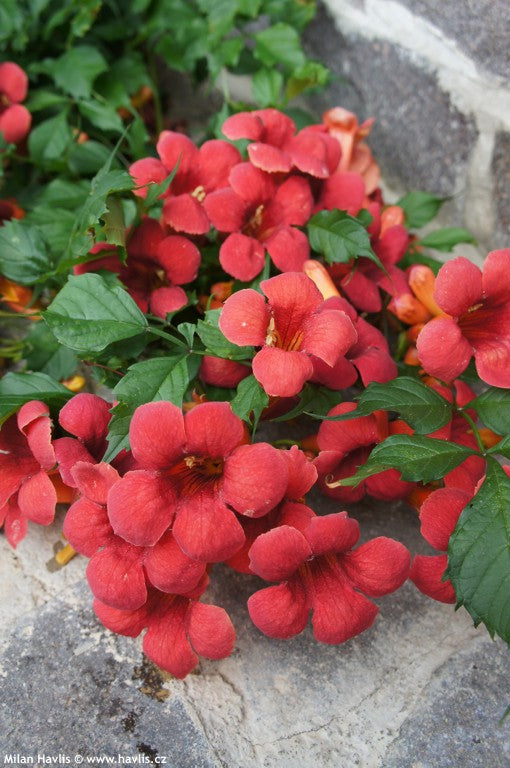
xmin=397 ymin=0 xmax=510 ymax=81
xmin=304 ymin=5 xmax=478 ymax=202
xmin=492 ymin=131 xmax=510 ymax=250
xmin=1 ymin=492 xmax=509 ymax=767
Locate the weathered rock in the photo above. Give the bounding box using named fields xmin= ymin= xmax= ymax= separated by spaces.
xmin=492 ymin=131 xmax=510 ymax=249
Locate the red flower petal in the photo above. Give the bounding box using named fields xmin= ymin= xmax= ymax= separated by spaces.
xmin=129 ymin=401 xmax=185 ymax=468
xmin=282 ymin=445 xmax=317 ymax=500
xmin=219 ymin=288 xmax=269 ymax=346
xmin=264 ymin=226 xmax=310 ymax=273
xmin=317 ymin=172 xmax=366 ymax=215
xmin=317 ymin=402 xmax=379 ymax=453
xmin=63 ymin=496 xmax=112 ymax=556
xmin=53 ymin=437 xmax=95 ymax=487
xmin=482 ymin=249 xmax=510 ymax=304
xmin=129 ymin=158 xmax=168 ymax=198
xmin=304 ymin=512 xmax=360 ymax=556
xmin=0 ymin=61 xmax=28 ymax=102
xmin=172 ymin=491 xmax=245 ymax=562
xmin=199 ymin=356 xmax=250 ymax=388
xmin=229 ymin=162 xmax=276 ymax=206
xmin=219 ymin=233 xmax=266 ymax=281
xmin=87 ymin=540 xmax=147 ymax=610
xmin=2 ymin=500 xmax=28 ymax=548
xmin=149 ymin=286 xmax=188 ymax=318
xmin=222 ymin=112 xmax=264 ymax=141
xmin=202 ymin=188 xmax=247 ymax=232
xmin=222 ymin=442 xmax=288 ymax=517
xmin=0 ymin=452 xmax=38 ymax=509
xmin=247 ymin=142 xmax=292 ymax=173
xmin=156 ymin=131 xmax=198 ymax=180
xmin=71 ymin=461 xmax=121 ymax=505
xmin=187 ymin=602 xmax=236 ymax=659
xmin=302 ymin=309 xmax=357 ymax=366
xmin=434 ymin=257 xmax=482 ymax=316
xmin=419 ymin=487 xmax=470 ymax=551
xmin=249 ymin=525 xmax=311 ymax=581
xmin=94 ymin=598 xmax=149 ymax=637
xmin=409 ymin=554 xmax=456 ymax=603
xmin=311 ymin=565 xmax=378 ymax=644
xmin=342 ymin=537 xmax=410 ymax=596
xmin=261 ymin=271 xmax=322 ymax=317
xmin=270 ymin=175 xmax=313 ymax=225
xmin=58 ymin=394 xmax=111 ymax=457
xmin=198 ymin=139 xmax=242 ymax=190
xmin=416 ymin=316 xmax=473 ymax=381
xmin=17 ymin=470 xmax=56 ymax=525
xmin=248 ymin=580 xmax=309 ymax=639
xmin=127 ymin=216 xmax=165 ymax=258
xmin=143 ymin=597 xmax=198 ymax=678
xmin=184 ymin=401 xmax=244 ymax=457
xmin=107 ymin=470 xmax=176 ymax=547
xmin=144 ymin=531 xmax=206 ymax=594
xmin=473 ymin=339 xmax=510 ymax=388
xmin=0 ymin=104 xmax=31 ymax=144
xmin=287 ymin=130 xmax=340 ymax=178
xmin=253 ymin=347 xmax=313 ymax=397
xmin=161 ymin=194 xmax=210 ymax=235
xmin=17 ymin=401 xmax=55 ymax=470
xmin=312 ymin=355 xmax=358 ymax=390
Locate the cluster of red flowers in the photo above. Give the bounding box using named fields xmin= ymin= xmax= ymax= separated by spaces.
xmin=2 ymin=94 xmax=509 ymax=678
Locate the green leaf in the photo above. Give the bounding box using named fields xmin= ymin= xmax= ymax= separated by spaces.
xmin=68 ymin=140 xmax=113 ymax=175
xmin=285 ymin=60 xmax=329 ymax=101
xmin=447 ymin=459 xmax=510 ymax=644
xmin=35 ymin=179 xmax=90 ymax=210
xmin=397 ymin=249 xmax=443 ymax=275
xmin=468 ymin=387 xmax=510 ymax=435
xmin=104 ymin=353 xmax=201 ymax=461
xmin=272 ymin=383 xmax=340 ymax=422
xmin=28 ymin=112 xmax=72 ymax=165
xmin=44 ymin=273 xmax=148 ymax=353
xmin=78 ymin=99 xmax=124 ymax=133
xmin=308 ymin=209 xmax=384 ymax=269
xmin=254 ymin=23 xmax=306 ymax=70
xmin=397 ymin=191 xmax=445 ymax=229
xmin=25 ymin=89 xmax=68 ymax=112
xmin=177 ymin=323 xmax=196 ymax=348
xmin=101 ymin=196 xmax=126 ymax=249
xmin=419 ymin=227 xmax=476 ymax=252
xmin=143 ymin=163 xmax=180 ymax=208
xmin=312 ymin=377 xmax=452 ymax=434
xmin=335 ymin=435 xmax=477 ymax=487
xmin=0 ymin=220 xmax=51 ymax=285
xmin=488 ymin=435 xmax=510 ymax=460
xmin=0 ymin=372 xmax=72 ymax=426
xmin=231 ymin=374 xmax=269 ymax=428
xmin=197 ymin=309 xmax=254 ymax=360
xmin=24 ymin=323 xmax=78 ymax=381
xmin=252 ymin=67 xmax=283 ymax=107
xmin=44 ymin=46 xmax=108 ymax=99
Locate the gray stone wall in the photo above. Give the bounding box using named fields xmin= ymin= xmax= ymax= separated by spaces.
xmin=304 ymin=0 xmax=510 ymax=259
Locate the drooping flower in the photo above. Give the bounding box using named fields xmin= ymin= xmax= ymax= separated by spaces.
xmin=315 ymin=403 xmax=415 ymax=503
xmin=75 ymin=217 xmax=200 ymax=318
xmin=248 ymin=507 xmax=410 ymax=642
xmin=129 ymin=132 xmax=241 ymax=234
xmin=222 ymin=108 xmax=340 ymax=178
xmin=219 ymin=272 xmax=357 ymax=397
xmin=107 ymin=401 xmax=289 ymax=561
xmin=0 ymin=62 xmax=31 ymax=144
xmin=322 ymin=107 xmax=381 ymax=195
xmin=0 ymin=401 xmax=58 ymax=547
xmin=94 ymin=585 xmax=235 ymax=678
xmin=64 ymin=462 xmax=206 ymax=611
xmin=409 ymin=487 xmax=471 ymax=603
xmin=203 ymin=162 xmax=313 ymax=280
xmin=416 ymin=251 xmax=510 ymax=386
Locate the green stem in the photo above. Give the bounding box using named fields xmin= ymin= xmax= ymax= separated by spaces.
xmin=458 ymin=409 xmax=486 ymax=455
xmin=272 ymin=438 xmax=300 ymax=448
xmin=147 ymin=51 xmax=164 ymax=136
xmin=147 ymin=326 xmax=189 ymax=349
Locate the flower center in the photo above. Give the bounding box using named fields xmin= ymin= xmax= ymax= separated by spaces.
xmin=244 ymin=204 xmax=265 ymax=237
xmin=191 ymin=185 xmax=206 ymax=202
xmin=265 ymin=315 xmax=304 ymax=351
xmin=458 ymin=299 xmax=507 ymax=344
xmin=167 ymin=455 xmax=224 ymax=495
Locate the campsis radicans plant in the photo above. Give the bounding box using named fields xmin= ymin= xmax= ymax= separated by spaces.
xmin=1 ymin=44 xmax=509 ymax=681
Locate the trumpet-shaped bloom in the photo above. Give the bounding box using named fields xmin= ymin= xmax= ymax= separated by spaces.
xmin=0 ymin=62 xmax=31 ymax=144
xmin=222 ymin=108 xmax=340 ymax=178
xmin=106 ymin=401 xmax=288 ymax=561
xmin=416 ymin=250 xmax=510 ymax=386
xmin=64 ymin=462 xmax=206 ymax=611
xmin=248 ymin=508 xmax=410 ymax=642
xmin=315 ymin=403 xmax=414 ymax=503
xmin=94 ymin=585 xmax=235 ymax=678
xmin=409 ymin=487 xmax=471 ymax=603
xmin=219 ymin=272 xmax=357 ymax=397
xmin=203 ymin=162 xmax=313 ymax=280
xmin=76 ymin=217 xmax=200 ymax=318
xmin=0 ymin=401 xmax=57 ymax=547
xmin=130 ymin=132 xmax=241 ymax=234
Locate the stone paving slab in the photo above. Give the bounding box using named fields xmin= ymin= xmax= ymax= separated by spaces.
xmin=1 ymin=500 xmax=509 ymax=767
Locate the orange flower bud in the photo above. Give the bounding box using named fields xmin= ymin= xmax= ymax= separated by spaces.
xmin=389 ymin=293 xmax=432 ymax=325
xmin=302 ymin=259 xmax=340 ymax=300
xmin=408 ymin=265 xmax=443 ymax=316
